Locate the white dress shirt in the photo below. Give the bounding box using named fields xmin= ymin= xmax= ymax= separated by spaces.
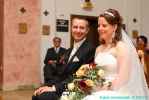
xmin=55 ymin=47 xmax=60 ymax=53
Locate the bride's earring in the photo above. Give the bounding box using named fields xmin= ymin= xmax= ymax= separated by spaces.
xmin=112 ymin=32 xmax=115 ymax=38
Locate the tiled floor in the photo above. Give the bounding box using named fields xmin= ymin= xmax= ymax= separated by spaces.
xmin=0 ymin=89 xmax=34 ymax=100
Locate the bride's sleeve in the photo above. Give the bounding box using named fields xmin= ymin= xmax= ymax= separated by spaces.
xmin=112 ymin=42 xmax=131 ymax=90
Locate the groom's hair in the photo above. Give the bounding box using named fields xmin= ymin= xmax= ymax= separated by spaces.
xmin=71 ymin=17 xmax=90 ymax=28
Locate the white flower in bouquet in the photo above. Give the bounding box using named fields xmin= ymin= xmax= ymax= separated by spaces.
xmin=85 ymin=79 xmax=95 ymax=87
xmin=60 ymin=91 xmax=70 ymax=100
xmin=60 ymin=95 xmax=69 ymax=100
xmin=97 ymin=69 xmax=105 ymax=78
xmin=68 ymin=83 xmax=75 ymax=91
xmin=60 ymin=91 xmax=76 ymax=100
xmin=76 ymin=64 xmax=90 ymax=77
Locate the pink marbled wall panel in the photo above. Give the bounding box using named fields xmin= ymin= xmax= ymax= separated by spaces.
xmin=3 ymin=0 xmax=41 ymax=90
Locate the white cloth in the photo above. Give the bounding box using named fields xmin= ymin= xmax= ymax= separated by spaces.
xmin=83 ymin=30 xmax=149 ymax=100
xmin=95 ymin=52 xmax=117 ymax=82
xmin=55 ymin=47 xmax=59 ymax=53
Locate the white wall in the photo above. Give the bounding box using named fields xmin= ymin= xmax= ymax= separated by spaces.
xmin=140 ymin=0 xmax=149 ymax=39
xmin=40 ymin=0 xmax=56 ymax=83
xmin=40 ymin=0 xmax=144 ymax=82
xmin=41 ymin=0 xmax=143 ymax=47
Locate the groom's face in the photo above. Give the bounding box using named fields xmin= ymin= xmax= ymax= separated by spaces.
xmin=71 ymin=18 xmax=89 ymax=42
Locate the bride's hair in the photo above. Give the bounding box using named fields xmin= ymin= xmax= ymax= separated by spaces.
xmin=99 ymin=8 xmax=123 ymax=45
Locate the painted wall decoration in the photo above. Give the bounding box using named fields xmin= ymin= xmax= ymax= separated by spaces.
xmin=43 ymin=10 xmax=49 ymax=16
xmin=132 ymin=30 xmax=139 ymax=39
xmin=81 ymin=0 xmax=93 ymax=10
xmin=19 ymin=23 xmax=27 ymax=34
xmin=20 ymin=7 xmax=26 ymax=14
xmin=42 ymin=25 xmax=50 ymax=35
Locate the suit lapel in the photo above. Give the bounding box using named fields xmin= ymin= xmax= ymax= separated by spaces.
xmin=74 ymin=40 xmax=88 ymax=60
xmin=64 ymin=48 xmax=72 ymax=63
xmin=68 ymin=40 xmax=88 ymax=64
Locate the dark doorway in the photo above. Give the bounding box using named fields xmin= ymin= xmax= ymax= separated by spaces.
xmin=70 ymin=15 xmax=99 ymax=47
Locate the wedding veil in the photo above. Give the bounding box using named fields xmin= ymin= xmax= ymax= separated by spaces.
xmin=121 ymin=29 xmax=149 ymax=98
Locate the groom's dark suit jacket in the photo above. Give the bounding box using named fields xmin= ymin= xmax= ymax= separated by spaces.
xmin=54 ymin=39 xmax=95 ymax=93
xmin=33 ymin=39 xmax=95 ymax=100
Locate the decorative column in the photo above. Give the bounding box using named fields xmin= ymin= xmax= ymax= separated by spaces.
xmin=3 ymin=0 xmax=41 ymax=90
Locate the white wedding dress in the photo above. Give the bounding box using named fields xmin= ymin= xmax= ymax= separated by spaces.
xmin=83 ymin=51 xmax=149 ymax=100
xmin=83 ymin=30 xmax=149 ymax=100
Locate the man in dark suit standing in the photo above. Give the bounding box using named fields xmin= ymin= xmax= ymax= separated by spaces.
xmin=32 ymin=17 xmax=96 ymax=100
xmin=43 ymin=37 xmax=66 ymax=83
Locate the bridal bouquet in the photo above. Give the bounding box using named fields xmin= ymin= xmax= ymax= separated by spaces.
xmin=61 ymin=63 xmax=109 ymax=100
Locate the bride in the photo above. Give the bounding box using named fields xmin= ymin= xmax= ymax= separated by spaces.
xmin=83 ymin=9 xmax=149 ymax=100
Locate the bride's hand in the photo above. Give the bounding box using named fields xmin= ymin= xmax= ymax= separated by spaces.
xmin=96 ymin=86 xmax=107 ymax=91
xmin=94 ymin=84 xmax=112 ymax=91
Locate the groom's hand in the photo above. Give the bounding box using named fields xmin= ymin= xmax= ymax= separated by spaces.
xmin=33 ymin=85 xmax=56 ymax=96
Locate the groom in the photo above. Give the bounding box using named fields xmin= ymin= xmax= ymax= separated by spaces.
xmin=32 ymin=17 xmax=96 ymax=100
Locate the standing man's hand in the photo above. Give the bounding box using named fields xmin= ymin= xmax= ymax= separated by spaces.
xmin=48 ymin=60 xmax=57 ymax=64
